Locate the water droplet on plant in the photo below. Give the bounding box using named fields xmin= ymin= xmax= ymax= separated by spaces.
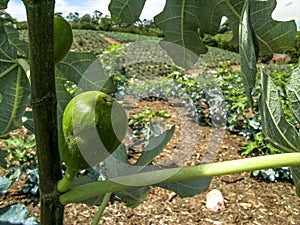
xmin=64 ymin=81 xmax=78 ymax=95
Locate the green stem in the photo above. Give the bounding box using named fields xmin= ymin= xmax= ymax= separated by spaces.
xmin=91 ymin=193 xmax=112 ymax=225
xmin=0 ymin=63 xmax=18 ymax=79
xmin=60 ymin=152 xmax=300 ymax=205
xmin=224 ymin=0 xmax=240 ymax=19
xmin=57 ymin=167 xmax=79 ymax=193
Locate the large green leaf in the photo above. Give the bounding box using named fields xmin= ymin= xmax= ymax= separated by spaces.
xmin=115 ymin=186 xmax=150 ymax=208
xmin=0 ymin=150 xmax=6 ymax=168
xmin=239 ymin=0 xmax=258 ymax=105
xmin=156 ymin=175 xmax=211 ymax=197
xmin=154 ymin=0 xmax=208 ymax=67
xmin=286 ymin=64 xmax=300 ymax=123
xmin=153 ymin=0 xmax=296 ymax=62
xmin=260 ymin=70 xmax=300 ymax=197
xmin=290 ymin=166 xmax=300 ymax=197
xmin=99 ymin=145 xmax=151 ymax=208
xmin=259 ymin=71 xmax=300 ymax=153
xmin=247 ymin=0 xmax=296 ymax=55
xmin=5 ymin=26 xmax=29 ymax=57
xmin=109 ymin=0 xmax=146 ymax=24
xmin=0 ymin=0 xmax=8 ymax=9
xmin=285 ymin=64 xmax=300 ymax=197
xmin=0 ymin=23 xmax=30 ymax=135
xmin=99 ymin=127 xmax=176 ymax=178
xmin=99 ymin=127 xmax=175 ymax=207
xmin=136 ymin=126 xmax=175 ymax=166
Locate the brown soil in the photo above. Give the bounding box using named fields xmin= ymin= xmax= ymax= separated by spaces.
xmin=99 ymin=33 xmax=121 ymax=45
xmin=1 ymin=99 xmax=300 ymax=225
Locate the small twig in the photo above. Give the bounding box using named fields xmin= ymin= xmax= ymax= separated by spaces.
xmin=91 ymin=192 xmax=112 ymax=225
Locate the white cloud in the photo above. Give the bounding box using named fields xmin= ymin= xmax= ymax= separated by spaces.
xmin=5 ymin=0 xmax=26 ymax=21
xmin=55 ymin=0 xmax=111 ymax=18
xmin=140 ymin=0 xmax=165 ymax=20
xmin=272 ymin=0 xmax=300 ymax=21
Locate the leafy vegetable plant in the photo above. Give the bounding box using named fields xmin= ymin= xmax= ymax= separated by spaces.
xmin=2 ymin=134 xmax=36 ymax=165
xmin=0 ymin=0 xmax=300 ymax=224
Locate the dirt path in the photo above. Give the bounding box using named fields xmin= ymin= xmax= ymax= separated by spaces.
xmin=99 ymin=33 xmax=121 ymax=45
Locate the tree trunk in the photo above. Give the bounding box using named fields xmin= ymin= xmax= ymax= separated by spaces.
xmin=24 ymin=0 xmax=64 ymax=224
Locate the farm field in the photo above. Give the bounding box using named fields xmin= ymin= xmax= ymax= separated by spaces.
xmin=1 ymin=30 xmax=300 ymax=224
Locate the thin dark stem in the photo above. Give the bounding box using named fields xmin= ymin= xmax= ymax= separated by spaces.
xmin=24 ymin=0 xmax=64 ymax=224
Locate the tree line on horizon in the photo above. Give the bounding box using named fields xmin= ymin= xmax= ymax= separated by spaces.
xmin=1 ymin=9 xmax=299 ymax=60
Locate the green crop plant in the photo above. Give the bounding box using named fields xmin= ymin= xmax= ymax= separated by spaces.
xmin=71 ymin=30 xmax=110 ymax=56
xmin=241 ymin=133 xmax=280 ymax=156
xmin=129 ymin=108 xmax=171 ymax=130
xmin=2 ymin=134 xmax=36 ymax=166
xmin=0 ymin=0 xmax=300 ymax=224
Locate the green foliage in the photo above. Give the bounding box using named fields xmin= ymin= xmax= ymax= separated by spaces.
xmin=239 ymin=1 xmax=258 ymax=105
xmin=0 ymin=10 xmax=17 ymax=26
xmin=200 ymin=47 xmax=240 ymax=67
xmin=216 ymin=67 xmax=250 ymax=131
xmin=54 ymin=16 xmax=73 ymax=64
xmin=109 ymin=0 xmax=298 ymax=66
xmin=286 ymin=65 xmax=300 ymax=123
xmin=108 ymin=0 xmax=146 ymax=24
xmin=2 ymin=134 xmax=36 ymax=165
xmin=0 ymin=1 xmax=9 ymax=9
xmin=203 ymin=34 xmax=239 ymax=53
xmin=16 ymin=21 xmax=28 ymax=30
xmin=241 ymin=133 xmax=280 ymax=156
xmin=100 ymin=43 xmax=125 ymax=75
xmin=0 ymin=23 xmax=30 ymax=135
xmin=156 ymin=175 xmax=211 ymax=197
xmin=259 ymin=66 xmax=300 ymax=196
xmin=71 ymin=30 xmax=110 ymax=56
xmin=260 ymin=70 xmax=300 ymax=153
xmin=1 ymin=0 xmax=300 ymax=222
xmin=129 ymin=108 xmax=171 ymax=129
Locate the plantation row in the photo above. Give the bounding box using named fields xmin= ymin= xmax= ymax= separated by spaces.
xmin=3 ymin=29 xmax=297 ymax=185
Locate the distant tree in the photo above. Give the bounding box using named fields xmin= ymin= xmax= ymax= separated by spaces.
xmin=66 ymin=12 xmax=80 ymax=29
xmin=66 ymin=12 xmax=80 ymax=22
xmin=80 ymin=14 xmax=92 ymax=23
xmin=54 ymin=12 xmax=63 ymax=17
xmin=17 ymin=21 xmax=28 ymax=30
xmin=79 ymin=14 xmax=96 ymax=29
xmin=0 ymin=10 xmax=17 ymax=26
xmin=92 ymin=10 xmax=102 ymax=25
xmin=99 ymin=15 xmax=113 ymax=31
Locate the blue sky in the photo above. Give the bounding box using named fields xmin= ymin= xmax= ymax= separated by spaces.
xmin=5 ymin=0 xmax=166 ymax=21
xmin=5 ymin=0 xmax=300 ymax=29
